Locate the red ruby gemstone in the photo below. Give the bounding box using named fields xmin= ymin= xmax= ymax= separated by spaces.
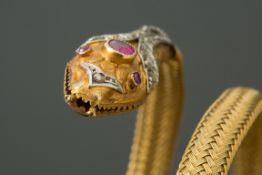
xmin=77 ymin=45 xmax=90 ymax=54
xmin=108 ymin=39 xmax=135 ymax=55
xmin=132 ymin=72 xmax=141 ymax=85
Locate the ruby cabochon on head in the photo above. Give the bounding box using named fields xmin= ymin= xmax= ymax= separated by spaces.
xmin=76 ymin=39 xmax=136 ymax=57
xmin=107 ymin=39 xmax=136 ymax=56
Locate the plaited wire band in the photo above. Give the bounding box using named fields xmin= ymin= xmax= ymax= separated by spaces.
xmin=176 ymin=87 xmax=262 ymax=175
xmin=126 ymin=45 xmax=184 ymax=175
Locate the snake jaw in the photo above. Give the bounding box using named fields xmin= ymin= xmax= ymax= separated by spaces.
xmin=64 ymin=92 xmax=142 ymax=117
xmin=64 ymin=66 xmax=97 ymax=116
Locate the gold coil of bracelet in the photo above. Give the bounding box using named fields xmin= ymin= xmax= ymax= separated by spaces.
xmin=177 ymin=87 xmax=262 ymax=175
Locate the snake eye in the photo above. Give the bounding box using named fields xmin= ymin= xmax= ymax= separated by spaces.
xmin=131 ymin=72 xmax=141 ymax=86
xmin=128 ymin=72 xmax=142 ymax=90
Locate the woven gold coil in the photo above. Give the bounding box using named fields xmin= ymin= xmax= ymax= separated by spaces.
xmin=176 ymin=87 xmax=262 ymax=175
xmin=126 ymin=45 xmax=184 ymax=175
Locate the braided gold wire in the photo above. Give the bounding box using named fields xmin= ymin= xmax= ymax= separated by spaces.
xmin=176 ymin=87 xmax=262 ymax=175
xmin=126 ymin=45 xmax=184 ymax=175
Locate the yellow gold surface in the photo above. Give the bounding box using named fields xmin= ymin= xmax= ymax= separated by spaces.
xmin=176 ymin=87 xmax=262 ymax=175
xmin=126 ymin=46 xmax=184 ymax=175
xmin=64 ymin=41 xmax=147 ymax=116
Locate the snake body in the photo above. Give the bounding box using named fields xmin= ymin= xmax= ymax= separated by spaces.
xmin=177 ymin=87 xmax=262 ymax=175
xmin=126 ymin=46 xmax=184 ymax=175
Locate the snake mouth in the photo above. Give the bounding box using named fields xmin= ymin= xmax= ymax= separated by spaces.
xmin=64 ymin=66 xmax=92 ymax=114
xmin=64 ymin=65 xmax=142 ymax=116
xmin=64 ymin=94 xmax=93 ymax=116
xmin=75 ymin=98 xmax=91 ymax=112
xmin=66 ymin=95 xmax=141 ymax=116
xmin=94 ymin=103 xmax=141 ymax=115
xmin=64 ymin=65 xmax=72 ymax=96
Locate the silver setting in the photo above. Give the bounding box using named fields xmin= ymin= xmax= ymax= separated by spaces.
xmin=77 ymin=25 xmax=173 ymax=92
xmin=80 ymin=62 xmax=123 ymax=93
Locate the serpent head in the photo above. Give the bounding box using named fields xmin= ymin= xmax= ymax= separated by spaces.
xmin=64 ymin=39 xmax=147 ymax=116
xmin=64 ymin=26 xmax=172 ymax=116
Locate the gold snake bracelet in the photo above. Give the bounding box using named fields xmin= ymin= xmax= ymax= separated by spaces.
xmin=64 ymin=26 xmax=261 ymax=175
